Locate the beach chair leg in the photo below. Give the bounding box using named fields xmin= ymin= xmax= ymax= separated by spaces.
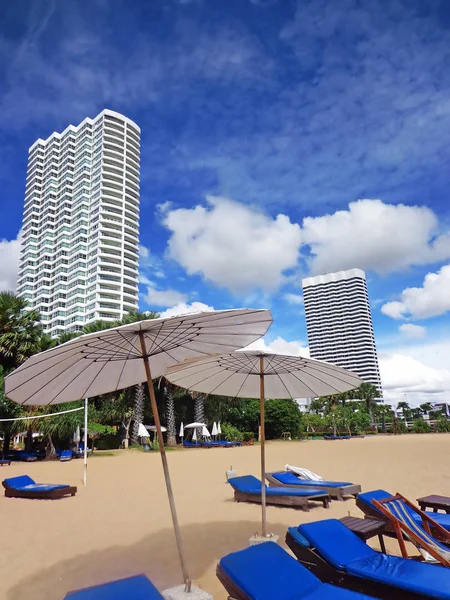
xmin=378 ymin=533 xmax=386 ymax=553
xmin=323 ymin=498 xmax=330 ymax=509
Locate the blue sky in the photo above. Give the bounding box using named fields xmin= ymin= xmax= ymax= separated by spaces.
xmin=1 ymin=0 xmax=450 ymax=404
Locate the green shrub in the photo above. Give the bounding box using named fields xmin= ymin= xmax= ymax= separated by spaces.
xmin=435 ymin=418 xmax=450 ymax=433
xmin=221 ymin=423 xmax=243 ymax=442
xmin=412 ymin=419 xmax=431 ymax=433
xmin=242 ymin=431 xmax=255 ymax=442
xmin=95 ymin=434 xmax=121 ymax=450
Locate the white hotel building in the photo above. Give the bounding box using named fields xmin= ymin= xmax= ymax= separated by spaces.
xmin=17 ymin=110 xmax=140 ymax=336
xmin=302 ymin=268 xmax=382 ymax=392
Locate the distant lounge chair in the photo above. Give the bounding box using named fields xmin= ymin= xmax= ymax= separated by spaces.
xmin=65 ymin=574 xmax=163 ymax=599
xmin=265 ymin=471 xmax=361 ymax=501
xmin=8 ymin=450 xmax=38 ymax=462
xmin=183 ymin=440 xmax=200 ymax=448
xmin=2 ymin=475 xmax=77 ymax=500
xmin=372 ymin=493 xmax=450 ymax=565
xmin=200 ymin=441 xmax=220 ymax=448
xmin=60 ymin=450 xmax=73 ymax=462
xmin=228 ymin=475 xmax=330 ymax=510
xmin=216 ymin=440 xmax=234 ymax=448
xmin=286 ymin=518 xmax=450 ymax=600
xmin=217 ymin=540 xmax=373 ymax=600
xmin=356 ymin=489 xmax=450 ymax=535
xmin=0 ymin=459 xmax=11 ymax=466
xmin=324 ymin=435 xmax=350 ymax=440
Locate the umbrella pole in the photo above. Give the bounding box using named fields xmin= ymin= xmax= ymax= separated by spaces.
xmin=259 ymin=355 xmax=267 ymax=537
xmin=139 ymin=335 xmax=191 ymax=591
xmin=83 ymin=398 xmax=88 ymax=487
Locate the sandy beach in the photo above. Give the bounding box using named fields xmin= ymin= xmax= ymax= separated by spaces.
xmin=2 ymin=434 xmax=450 ymax=599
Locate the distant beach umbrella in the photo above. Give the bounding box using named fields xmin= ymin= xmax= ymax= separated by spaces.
xmin=184 ymin=422 xmax=207 ymax=429
xmin=5 ymin=308 xmax=272 ymax=589
xmin=211 ymin=422 xmax=218 ymax=436
xmin=138 ymin=423 xmax=150 ymax=437
xmin=179 ymin=422 xmax=184 ymax=437
xmin=73 ymin=426 xmax=81 ymax=444
xmin=217 ymin=422 xmax=222 ymax=435
xmin=146 ymin=425 xmax=167 ymax=432
xmin=166 ymin=351 xmax=362 ymax=537
xmin=202 ymin=426 xmax=211 ymax=437
xmin=192 ymin=428 xmax=197 ymax=442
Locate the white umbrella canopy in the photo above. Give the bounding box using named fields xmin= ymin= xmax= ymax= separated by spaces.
xmin=211 ymin=422 xmax=218 ymax=436
xmin=192 ymin=428 xmax=197 ymax=442
xmin=146 ymin=425 xmax=167 ymax=432
xmin=4 ymin=309 xmax=272 ymax=589
xmin=201 ymin=426 xmax=211 ymax=437
xmin=73 ymin=426 xmax=81 ymax=444
xmin=184 ymin=422 xmax=207 ymax=429
xmin=179 ymin=422 xmax=184 ymax=437
xmin=166 ymin=351 xmax=362 ymax=536
xmin=5 ymin=309 xmax=272 ymax=406
xmin=217 ymin=422 xmax=222 ymax=434
xmin=138 ymin=423 xmax=150 ymax=437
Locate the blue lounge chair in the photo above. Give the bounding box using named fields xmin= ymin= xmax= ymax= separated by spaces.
xmin=8 ymin=450 xmax=38 ymax=462
xmin=228 ymin=474 xmax=330 ymax=510
xmin=216 ymin=440 xmax=234 ymax=447
xmin=286 ymin=518 xmax=450 ymax=600
xmin=356 ymin=489 xmax=450 ymax=534
xmin=2 ymin=474 xmax=77 ymax=499
xmin=0 ymin=459 xmax=11 ymax=466
xmin=265 ymin=471 xmax=361 ymax=501
xmin=372 ymin=493 xmax=450 ymax=565
xmin=60 ymin=450 xmax=73 ymax=462
xmin=183 ymin=440 xmax=200 ymax=448
xmin=65 ymin=574 xmax=163 ymax=599
xmin=217 ymin=540 xmax=373 ymax=599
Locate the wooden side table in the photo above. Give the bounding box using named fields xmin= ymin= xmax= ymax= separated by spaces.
xmin=417 ymin=494 xmax=450 ymax=513
xmin=340 ymin=516 xmax=386 ymax=553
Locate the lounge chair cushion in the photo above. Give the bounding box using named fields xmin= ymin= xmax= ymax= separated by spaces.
xmin=3 ymin=475 xmax=70 ymax=493
xmin=299 ymin=519 xmax=375 ymax=570
xmin=359 ymin=489 xmax=450 ymax=531
xmin=219 ymin=542 xmax=371 ymax=600
xmin=65 ymin=574 xmax=163 ymax=599
xmin=288 ymin=526 xmax=311 ymax=547
xmin=273 ymin=472 xmax=351 ymax=488
xmin=3 ymin=475 xmax=35 ymax=489
xmin=347 ymin=553 xmax=450 ymax=599
xmin=228 ymin=475 xmax=326 ymax=498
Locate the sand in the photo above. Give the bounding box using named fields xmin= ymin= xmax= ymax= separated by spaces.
xmin=2 ymin=434 xmax=450 ymax=599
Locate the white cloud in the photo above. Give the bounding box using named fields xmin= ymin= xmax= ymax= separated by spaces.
xmin=379 ymin=346 xmax=450 ymax=406
xmin=399 ymin=323 xmax=426 ymax=339
xmin=301 ymin=200 xmax=450 ymax=275
xmin=144 ymin=285 xmax=187 ymax=307
xmin=164 ymin=196 xmax=301 ymax=294
xmin=159 ymin=301 xmax=215 ymax=319
xmin=382 ymin=265 xmax=450 ymax=321
xmin=283 ymin=293 xmax=304 ymax=305
xmin=0 ymin=233 xmax=21 ymax=292
xmin=243 ymin=336 xmax=309 ymax=357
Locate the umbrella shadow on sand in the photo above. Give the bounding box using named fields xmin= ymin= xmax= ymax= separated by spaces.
xmin=8 ymin=519 xmax=290 ymax=600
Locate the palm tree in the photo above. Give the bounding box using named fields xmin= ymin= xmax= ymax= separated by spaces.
xmin=0 ymin=292 xmax=44 ymax=373
xmin=162 ymin=379 xmax=177 ymax=447
xmin=357 ymin=383 xmax=379 ymax=425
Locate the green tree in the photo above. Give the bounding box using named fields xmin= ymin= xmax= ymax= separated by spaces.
xmin=373 ymin=403 xmax=393 ymax=433
xmin=0 ymin=292 xmax=44 ymax=373
xmin=397 ymin=401 xmax=412 ymax=422
xmin=357 ymin=383 xmax=380 ymax=425
xmin=412 ymin=419 xmax=432 ymax=433
xmin=264 ymin=398 xmax=303 ymax=439
xmin=303 ymin=412 xmax=329 ymax=434
xmin=435 ymin=418 xmax=450 ymax=433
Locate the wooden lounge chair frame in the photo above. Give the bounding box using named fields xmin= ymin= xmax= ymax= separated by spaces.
xmin=233 ymin=487 xmax=330 ymax=511
xmin=0 ymin=460 xmax=11 ymax=467
xmin=216 ymin=564 xmax=249 ymax=600
xmin=265 ymin=471 xmax=360 ymax=501
xmin=285 ymin=529 xmax=438 ymax=600
xmin=2 ymin=481 xmax=77 ymax=500
xmin=373 ymin=492 xmax=450 ymax=565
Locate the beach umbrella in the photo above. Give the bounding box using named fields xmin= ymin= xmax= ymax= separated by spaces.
xmin=73 ymin=426 xmax=80 ymax=444
xmin=211 ymin=422 xmax=218 ymax=437
xmin=179 ymin=422 xmax=184 ymax=439
xmin=202 ymin=425 xmax=211 ymax=437
xmin=217 ymin=422 xmax=222 ymax=439
xmin=138 ymin=423 xmax=150 ymax=437
xmin=184 ymin=422 xmax=207 ymax=428
xmin=166 ymin=351 xmax=362 ymax=537
xmin=146 ymin=425 xmax=167 ymax=432
xmin=4 ymin=308 xmax=272 ymax=588
xmin=192 ymin=428 xmax=197 ymax=442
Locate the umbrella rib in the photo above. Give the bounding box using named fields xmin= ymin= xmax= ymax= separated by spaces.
xmin=301 ymin=363 xmax=361 ymax=386
xmin=21 ymin=359 xmax=92 ymax=405
xmin=6 ymin=344 xmax=85 ymax=381
xmin=288 ymin=369 xmax=342 ymax=397
xmin=84 ymin=334 xmax=141 ymax=359
xmin=78 ymin=359 xmax=116 ymax=400
xmin=8 ymin=353 xmax=83 ymax=397
xmin=114 ymin=330 xmax=145 ymax=358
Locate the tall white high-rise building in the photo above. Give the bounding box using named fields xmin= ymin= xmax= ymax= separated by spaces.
xmin=17 ymin=109 xmax=140 ymax=336
xmin=302 ymin=268 xmax=382 ymax=392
